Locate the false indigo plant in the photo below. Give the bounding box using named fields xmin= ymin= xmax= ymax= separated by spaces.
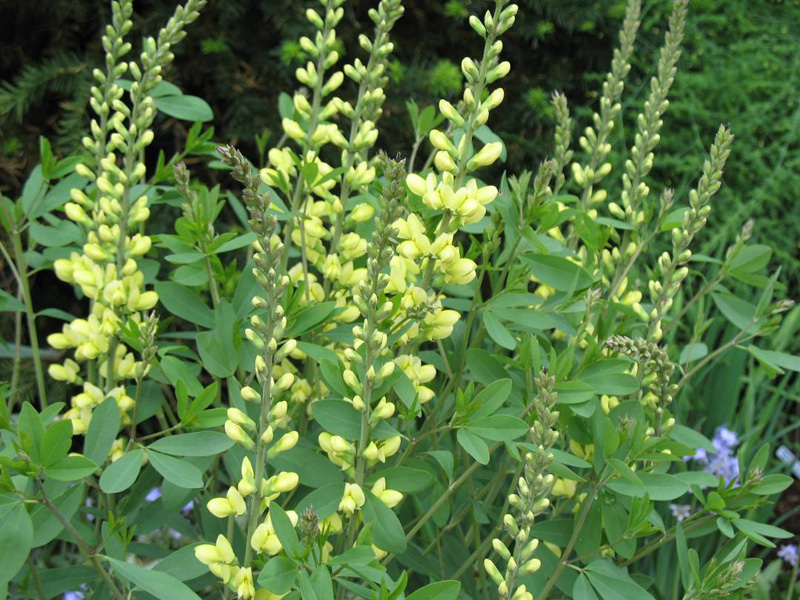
xmin=0 ymin=0 xmax=798 ymax=599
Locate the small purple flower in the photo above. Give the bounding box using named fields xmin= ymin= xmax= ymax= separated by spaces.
xmin=778 ymin=544 xmax=799 ymax=568
xmin=669 ymin=503 xmax=692 ymax=522
xmin=687 ymin=426 xmax=741 ymax=487
xmin=712 ymin=426 xmax=739 ymax=453
xmin=168 ymin=528 xmax=183 ymax=541
xmin=84 ymin=498 xmax=94 ymax=522
xmin=146 ymin=487 xmax=162 ymax=502
xmin=181 ymin=501 xmax=194 ymax=514
xmin=689 ymin=447 xmax=709 ymax=465
xmin=64 ymin=589 xmax=85 ymax=600
xmin=705 ymin=450 xmax=740 ymax=485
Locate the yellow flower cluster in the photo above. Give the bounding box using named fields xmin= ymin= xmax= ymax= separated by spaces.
xmin=47 ymin=0 xmax=206 ymax=437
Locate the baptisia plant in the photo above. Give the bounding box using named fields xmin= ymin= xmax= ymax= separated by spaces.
xmin=2 ymin=0 xmax=799 ymax=599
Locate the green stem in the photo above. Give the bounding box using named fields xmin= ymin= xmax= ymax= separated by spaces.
xmin=11 ymin=229 xmax=47 ymax=407
xmin=10 ymin=287 xmax=23 ymax=404
xmin=536 ymin=481 xmax=604 ymax=600
xmin=39 ymin=484 xmax=125 ymax=600
xmin=26 ymin=555 xmax=46 ymax=600
xmin=243 ymin=337 xmax=274 ymax=568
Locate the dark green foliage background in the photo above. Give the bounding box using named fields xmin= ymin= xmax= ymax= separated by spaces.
xmin=1 ymin=0 xmax=799 ymax=288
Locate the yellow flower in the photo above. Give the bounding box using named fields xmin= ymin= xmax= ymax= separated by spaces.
xmin=339 ymin=482 xmax=366 ymax=515
xmin=371 ymin=477 xmax=403 ymax=508
xmin=251 ymin=510 xmax=299 ymax=555
xmin=207 ymin=487 xmax=247 ymax=518
xmin=551 ymin=478 xmax=577 ymax=498
xmin=233 ymin=566 xmax=255 ymax=599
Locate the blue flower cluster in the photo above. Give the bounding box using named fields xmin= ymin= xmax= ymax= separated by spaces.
xmin=778 ymin=544 xmax=798 ymax=568
xmin=689 ymin=426 xmax=741 ymax=485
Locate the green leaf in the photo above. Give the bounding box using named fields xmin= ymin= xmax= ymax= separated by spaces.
xmin=732 ymin=518 xmax=792 ymax=547
xmin=319 ymin=361 xmax=348 ymax=397
xmin=676 ymin=524 xmax=690 ymax=590
xmin=154 ymin=282 xmax=214 ymax=328
xmin=197 ymin=300 xmax=238 ymax=377
xmin=107 ymin=557 xmax=202 ymax=600
xmin=465 ymin=415 xmax=528 ymax=441
xmin=522 ymin=253 xmax=594 ymax=291
xmin=30 ymin=220 xmax=82 ymax=247
xmin=580 ymin=360 xmax=639 ymax=396
xmin=573 ymin=574 xmax=599 ymax=600
xmin=584 ymin=560 xmax=654 ymax=600
xmin=299 ymin=567 xmax=334 ymax=600
xmin=149 ymin=432 xmax=234 ymax=456
xmin=211 ymin=232 xmax=257 ymax=254
xmin=363 ymin=491 xmax=407 ymax=554
xmin=269 ymin=503 xmax=302 ymax=557
xmin=257 ymin=556 xmax=296 ymax=594
xmin=286 ymin=301 xmax=338 ymax=337
xmin=153 ymin=545 xmax=209 ymax=582
xmin=311 ymin=399 xmax=361 ymax=438
xmin=605 ymin=473 xmax=689 ymax=501
xmin=554 ymin=381 xmax=595 ymax=405
xmin=675 ymin=471 xmax=719 ymax=489
xmin=156 ymin=94 xmax=213 ymax=122
xmin=712 ymin=293 xmax=758 ymax=330
xmin=608 ymin=458 xmax=641 ymax=486
xmin=44 ymin=455 xmax=97 ymax=481
xmin=679 ymin=343 xmax=708 ymax=364
xmin=40 ymin=420 xmax=73 ymax=467
xmin=99 ymin=449 xmax=143 ymax=493
xmin=466 ymin=348 xmax=508 ymax=385
xmin=18 ymin=402 xmax=44 ymax=463
xmin=751 ymin=474 xmax=793 ymax=496
xmin=747 ymin=346 xmax=800 ymax=373
xmin=148 ymin=451 xmax=203 ymax=489
xmin=294 ymin=482 xmax=345 ymax=519
xmin=0 ymin=289 xmax=25 ymax=313
xmin=457 ymin=428 xmax=489 ymax=464
xmin=197 ymin=331 xmax=238 ymax=377
xmin=84 ymin=397 xmax=120 ymax=465
xmin=669 ymin=425 xmax=715 ymax=452
xmin=20 ymin=165 xmax=45 ymax=216
xmin=406 ymin=580 xmax=461 ymax=600
xmin=0 ymin=503 xmax=33 ymax=584
xmin=173 ymin=263 xmax=208 ymax=286
xmin=472 ymin=379 xmax=513 ymax=419
xmin=728 ymin=244 xmax=771 ymax=274
xmin=271 ymin=447 xmax=344 ymax=488
xmin=483 ymin=311 xmax=517 ymax=349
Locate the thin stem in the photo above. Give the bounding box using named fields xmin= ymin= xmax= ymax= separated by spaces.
xmin=675 ymin=328 xmax=758 ymax=392
xmin=243 ymin=354 xmax=273 ymax=568
xmin=10 ymin=286 xmax=23 ymax=404
xmin=126 ymin=377 xmax=145 ymax=450
xmin=663 ymin=271 xmax=723 ymax=335
xmin=11 ymin=229 xmax=47 ymax=407
xmin=536 ymin=480 xmax=606 ymax=600
xmin=26 ymin=555 xmax=46 ymax=600
xmin=39 ymin=484 xmax=125 ymax=600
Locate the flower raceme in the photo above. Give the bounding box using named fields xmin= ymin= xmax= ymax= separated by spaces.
xmin=46 ymin=0 xmax=207 ymax=439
